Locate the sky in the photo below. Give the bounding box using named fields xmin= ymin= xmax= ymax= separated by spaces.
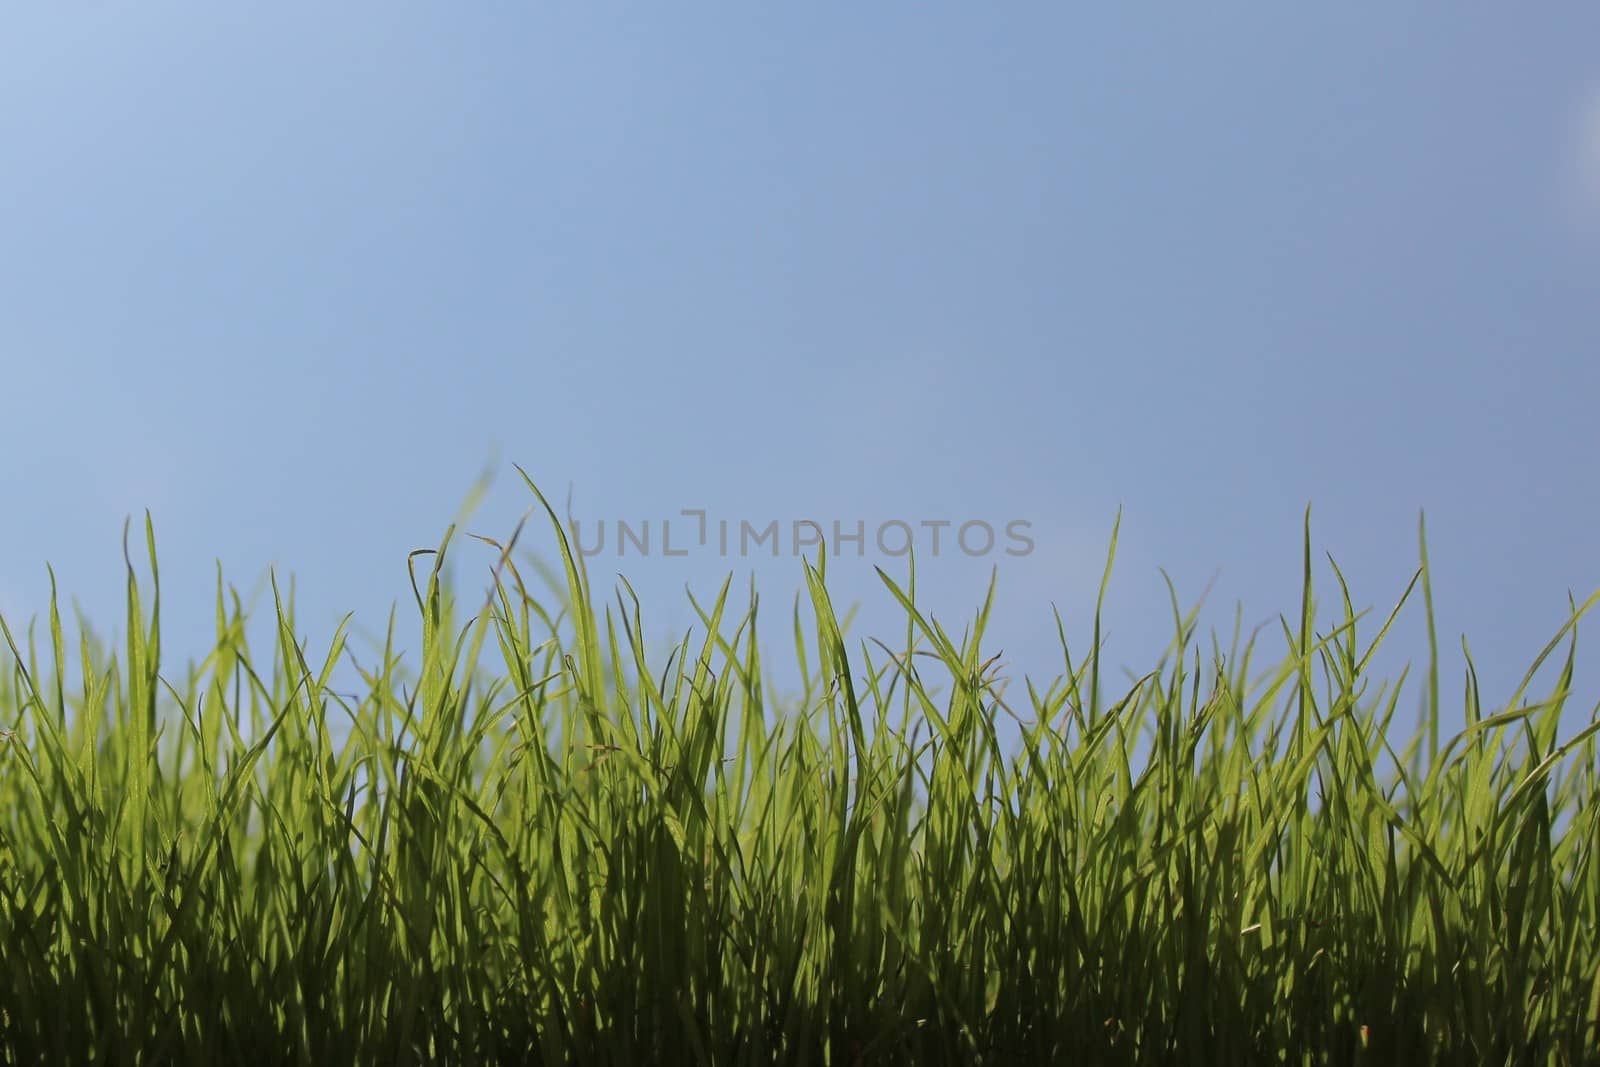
xmin=3 ymin=6 xmax=1598 ymax=739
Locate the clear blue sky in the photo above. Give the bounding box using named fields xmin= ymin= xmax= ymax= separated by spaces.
xmin=4 ymin=7 xmax=1598 ymax=733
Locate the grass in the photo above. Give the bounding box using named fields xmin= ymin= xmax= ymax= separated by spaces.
xmin=2 ymin=475 xmax=1599 ymax=1065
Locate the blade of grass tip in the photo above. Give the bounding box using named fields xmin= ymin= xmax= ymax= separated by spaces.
xmin=1325 ymin=554 xmax=1361 ymax=699
xmin=0 ymin=616 xmax=60 ymax=792
xmin=682 ymin=572 xmax=735 ymax=792
xmin=77 ymin=598 xmax=107 ymax=803
xmin=1461 ymin=635 xmax=1483 ymax=750
xmin=903 ymin=546 xmax=917 ymax=725
xmin=1418 ymin=510 xmax=1440 ymax=760
xmin=793 ymin=591 xmax=813 ymax=713
xmin=805 ymin=556 xmax=866 ymax=820
xmin=422 ymin=521 xmax=457 ymax=678
xmin=1354 ymin=567 xmax=1423 ymax=679
xmin=1277 ymin=504 xmax=1317 ymax=912
xmin=144 ymin=511 xmax=162 ymax=693
xmin=407 ymin=547 xmax=437 ymax=620
xmin=514 ymin=466 xmax=605 ymax=728
xmin=1500 ymin=587 xmax=1600 ymax=747
xmin=1502 ymin=717 xmax=1600 ymax=815
xmin=564 ymin=479 xmax=604 ymax=671
xmin=871 ymin=568 xmax=957 ymax=743
xmin=122 ymin=515 xmax=152 ymax=879
xmin=1297 ymin=503 xmax=1314 ymax=734
xmin=615 ymin=575 xmax=667 ymax=753
xmin=47 ymin=566 xmax=67 ymax=734
xmin=1090 ymin=506 xmax=1122 ymax=725
xmin=1051 ymin=604 xmax=1090 ymax=738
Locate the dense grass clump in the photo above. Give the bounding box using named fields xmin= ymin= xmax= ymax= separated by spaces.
xmin=2 ymin=481 xmax=1598 ymax=1065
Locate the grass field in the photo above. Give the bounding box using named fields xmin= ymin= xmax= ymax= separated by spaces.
xmin=3 ymin=476 xmax=1598 ymax=1065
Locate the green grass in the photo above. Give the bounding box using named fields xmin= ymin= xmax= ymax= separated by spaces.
xmin=2 ymin=478 xmax=1598 ymax=1065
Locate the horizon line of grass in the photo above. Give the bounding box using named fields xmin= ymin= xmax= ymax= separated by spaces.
xmin=2 ymin=478 xmax=1598 ymax=1065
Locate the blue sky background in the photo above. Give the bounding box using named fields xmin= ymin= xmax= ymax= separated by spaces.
xmin=3 ymin=7 xmax=1598 ymax=734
